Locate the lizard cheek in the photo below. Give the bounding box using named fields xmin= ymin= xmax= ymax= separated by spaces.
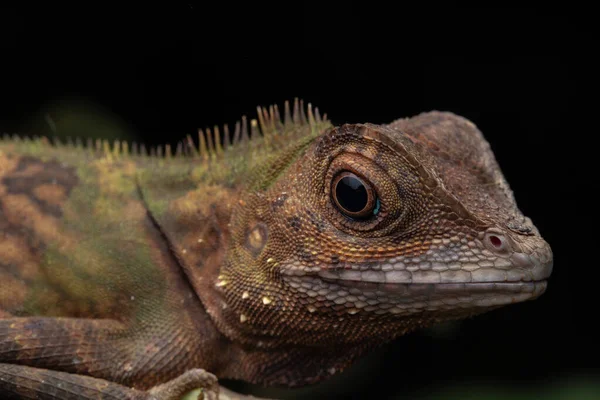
xmin=246 ymin=222 xmax=268 ymax=255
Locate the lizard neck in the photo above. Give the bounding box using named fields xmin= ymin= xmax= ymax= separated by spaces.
xmin=178 ymin=192 xmax=396 ymax=387
xmin=153 ymin=183 xmax=369 ymax=386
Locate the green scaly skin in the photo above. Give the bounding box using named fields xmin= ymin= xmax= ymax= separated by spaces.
xmin=0 ymin=100 xmax=552 ymax=399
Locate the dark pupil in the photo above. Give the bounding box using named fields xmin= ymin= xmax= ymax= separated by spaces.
xmin=336 ymin=176 xmax=368 ymax=213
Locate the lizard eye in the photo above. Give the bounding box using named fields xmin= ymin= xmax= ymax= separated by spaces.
xmin=331 ymin=171 xmax=380 ymax=219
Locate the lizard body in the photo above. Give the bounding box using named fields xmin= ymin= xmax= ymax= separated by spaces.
xmin=0 ymin=100 xmax=553 ymax=399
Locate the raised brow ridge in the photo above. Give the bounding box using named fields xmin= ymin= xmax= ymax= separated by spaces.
xmin=386 ymin=111 xmax=523 ymax=227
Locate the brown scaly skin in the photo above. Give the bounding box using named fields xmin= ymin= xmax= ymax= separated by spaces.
xmin=0 ymin=100 xmax=552 ymax=398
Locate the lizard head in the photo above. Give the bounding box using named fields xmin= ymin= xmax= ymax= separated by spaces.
xmin=208 ymin=111 xmax=552 ymax=384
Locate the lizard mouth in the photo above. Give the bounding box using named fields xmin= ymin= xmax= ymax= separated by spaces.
xmin=282 ymin=257 xmax=552 ymax=311
xmin=283 ymin=272 xmax=548 ymax=314
xmin=317 ymin=277 xmax=548 ymax=308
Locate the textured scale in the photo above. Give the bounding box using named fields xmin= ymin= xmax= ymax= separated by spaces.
xmin=0 ymin=100 xmax=552 ymax=398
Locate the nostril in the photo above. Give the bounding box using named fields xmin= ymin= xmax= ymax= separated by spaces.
xmin=483 ymin=231 xmax=510 ymax=253
xmin=489 ymin=235 xmax=503 ymax=248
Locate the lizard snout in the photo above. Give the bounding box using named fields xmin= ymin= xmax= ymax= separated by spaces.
xmin=482 ymin=228 xmax=553 ymax=283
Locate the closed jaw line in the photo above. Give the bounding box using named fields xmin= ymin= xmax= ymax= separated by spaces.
xmin=282 ymin=249 xmax=553 ymax=285
xmin=281 ymin=251 xmax=552 ymax=311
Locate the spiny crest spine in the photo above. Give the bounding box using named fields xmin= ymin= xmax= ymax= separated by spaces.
xmin=190 ymin=98 xmax=325 ymax=161
xmin=1 ymin=99 xmax=327 ymax=160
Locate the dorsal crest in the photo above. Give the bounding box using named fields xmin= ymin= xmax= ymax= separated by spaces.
xmin=0 ymin=99 xmax=330 ymax=165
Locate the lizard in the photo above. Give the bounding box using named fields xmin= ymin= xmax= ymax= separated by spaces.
xmin=0 ymin=99 xmax=553 ymax=399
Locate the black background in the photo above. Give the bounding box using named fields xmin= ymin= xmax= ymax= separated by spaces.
xmin=1 ymin=5 xmax=594 ymax=399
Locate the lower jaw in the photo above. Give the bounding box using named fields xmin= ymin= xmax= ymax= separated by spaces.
xmin=400 ymin=280 xmax=547 ymax=295
xmin=435 ymin=280 xmax=548 ymax=308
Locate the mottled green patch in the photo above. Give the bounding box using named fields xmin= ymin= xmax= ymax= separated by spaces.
xmin=19 ymin=156 xmax=168 ymax=322
xmin=249 ymin=133 xmax=319 ymax=191
xmin=180 ymin=388 xmax=201 ymax=400
xmin=137 ymin=164 xmax=198 ymax=218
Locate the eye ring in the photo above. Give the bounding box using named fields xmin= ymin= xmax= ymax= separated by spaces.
xmin=331 ymin=171 xmax=379 ymax=219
